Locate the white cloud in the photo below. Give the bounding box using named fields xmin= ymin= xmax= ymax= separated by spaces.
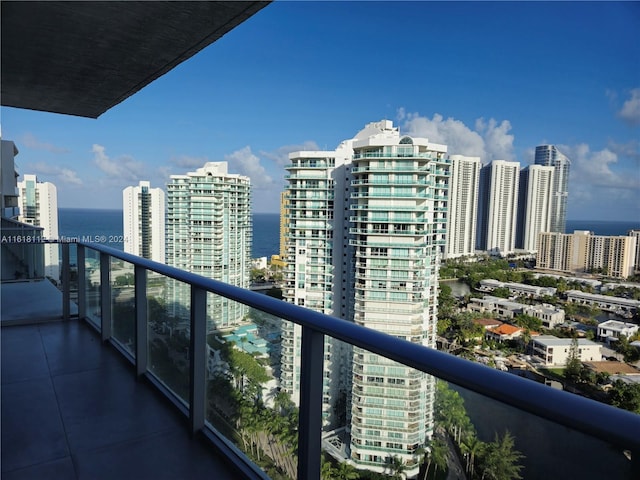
xmin=224 ymin=146 xmax=274 ymax=188
xmin=397 ymin=111 xmax=515 ymax=162
xmin=617 ymin=88 xmax=640 ymax=126
xmin=21 ymin=133 xmax=70 ymax=153
xmin=562 ymin=143 xmax=640 ymax=191
xmin=561 ymin=143 xmax=640 ymax=219
xmin=170 ymin=155 xmax=209 ymax=169
xmin=27 ymin=162 xmax=83 ymax=185
xmin=260 ymin=141 xmax=321 ymax=167
xmin=92 ymin=144 xmax=145 ymax=182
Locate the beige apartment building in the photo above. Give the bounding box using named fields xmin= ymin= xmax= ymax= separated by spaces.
xmin=537 ymin=230 xmax=637 ymax=279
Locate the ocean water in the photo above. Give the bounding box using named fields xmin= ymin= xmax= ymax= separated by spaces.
xmin=58 ymin=208 xmax=280 ymax=260
xmin=565 ymin=219 xmax=639 ymax=236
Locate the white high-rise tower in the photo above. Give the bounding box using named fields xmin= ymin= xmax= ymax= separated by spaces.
xmin=165 ymin=162 xmax=251 ymax=330
xmin=282 ymin=120 xmax=449 ymax=477
xmin=517 ymin=165 xmax=554 ymax=252
xmin=17 ymin=174 xmax=59 ymax=280
xmin=445 ymin=155 xmax=481 ymax=258
xmin=123 ymin=181 xmax=165 ymax=263
xmin=477 ymin=160 xmax=520 ymax=255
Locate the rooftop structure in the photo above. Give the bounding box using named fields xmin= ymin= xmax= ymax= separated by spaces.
xmin=597 ymin=320 xmax=640 ymax=344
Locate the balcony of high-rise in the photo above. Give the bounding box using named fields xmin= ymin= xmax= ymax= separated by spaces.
xmin=2 ymin=3 xmax=639 ymax=480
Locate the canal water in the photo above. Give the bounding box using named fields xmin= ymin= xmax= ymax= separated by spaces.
xmin=452 ymin=384 xmax=632 ymax=479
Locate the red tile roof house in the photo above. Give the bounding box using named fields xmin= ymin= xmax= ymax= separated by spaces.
xmin=486 ymin=324 xmax=524 ymax=342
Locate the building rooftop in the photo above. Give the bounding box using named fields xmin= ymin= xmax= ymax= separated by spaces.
xmin=584 ymin=361 xmax=640 ymax=376
xmin=533 ymin=335 xmax=599 ymax=347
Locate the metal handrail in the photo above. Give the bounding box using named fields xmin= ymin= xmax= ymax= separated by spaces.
xmin=73 ymin=241 xmax=640 ymax=478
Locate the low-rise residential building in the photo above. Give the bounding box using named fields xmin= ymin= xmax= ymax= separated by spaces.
xmin=522 ymin=304 xmax=565 ymax=329
xmin=486 ymin=324 xmax=524 ymax=342
xmin=531 ymin=335 xmax=602 ymax=367
xmin=469 ymin=296 xmax=523 ymax=319
xmin=597 ymin=320 xmax=640 ymax=344
xmin=565 ymin=290 xmax=640 ymax=314
xmin=469 ymin=295 xmax=565 ymax=328
xmin=478 ymin=279 xmax=556 ymax=298
xmin=472 ymin=318 xmax=504 ymax=330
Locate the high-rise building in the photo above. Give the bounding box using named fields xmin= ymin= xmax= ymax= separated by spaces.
xmin=17 ymin=174 xmax=59 ymax=279
xmin=1 ymin=140 xmax=20 ymax=219
xmin=628 ymin=230 xmax=640 ymax=273
xmin=516 ymin=165 xmax=554 ymax=252
xmin=537 ymin=230 xmax=637 ymax=279
xmin=477 ymin=160 xmax=520 ymax=255
xmin=445 ymin=155 xmax=480 ymax=258
xmin=123 ymin=181 xmax=165 ymax=263
xmin=166 ymin=162 xmax=252 ymax=330
xmin=282 ymin=120 xmax=448 ymax=477
xmin=535 ymin=145 xmax=570 ymax=233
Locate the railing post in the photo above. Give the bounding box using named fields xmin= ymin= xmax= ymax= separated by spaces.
xmin=61 ymin=242 xmax=70 ymax=320
xmin=135 ymin=265 xmax=148 ymax=376
xmin=100 ymin=252 xmax=112 ymax=340
xmin=77 ymin=244 xmax=86 ymax=319
xmin=189 ymin=286 xmax=207 ymax=434
xmin=297 ymin=325 xmax=324 ymax=480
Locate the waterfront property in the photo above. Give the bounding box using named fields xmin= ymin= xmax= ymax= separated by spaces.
xmin=531 ymin=335 xmax=602 ymax=367
xmin=478 ymin=278 xmax=557 ymax=298
xmin=468 ymin=295 xmax=565 ymax=328
xmin=566 ymin=290 xmax=640 ymax=314
xmin=597 ymin=320 xmax=640 ymax=345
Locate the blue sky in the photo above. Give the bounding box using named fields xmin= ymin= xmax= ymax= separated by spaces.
xmin=2 ymin=1 xmax=639 ymax=221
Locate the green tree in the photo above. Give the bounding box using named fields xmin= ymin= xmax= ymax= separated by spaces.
xmin=564 ymin=337 xmax=582 ymax=383
xmin=386 ymin=456 xmax=405 ymax=480
xmin=462 ymin=435 xmax=484 ymax=478
xmin=428 ymin=439 xmax=448 ymax=479
xmin=334 ymin=461 xmax=359 ymax=480
xmin=609 ymin=380 xmax=640 ymax=414
xmin=478 ymin=431 xmax=524 ymax=480
xmin=321 ymin=455 xmax=336 ymax=480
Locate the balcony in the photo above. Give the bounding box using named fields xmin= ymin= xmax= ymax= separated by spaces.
xmin=2 ymin=240 xmax=640 ymax=479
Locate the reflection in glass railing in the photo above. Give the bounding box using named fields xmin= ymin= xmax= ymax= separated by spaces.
xmin=111 ymin=258 xmax=136 ymax=355
xmin=147 ymin=273 xmax=190 ymax=403
xmin=84 ymin=248 xmax=101 ymax=326
xmin=320 ymin=342 xmax=633 ymax=480
xmin=205 ymin=293 xmax=296 ymax=479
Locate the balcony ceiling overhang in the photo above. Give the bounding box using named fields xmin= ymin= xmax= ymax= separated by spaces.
xmin=1 ymin=1 xmax=270 ymax=118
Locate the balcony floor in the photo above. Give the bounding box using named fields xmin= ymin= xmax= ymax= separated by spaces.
xmin=1 ymin=319 xmax=238 ymax=479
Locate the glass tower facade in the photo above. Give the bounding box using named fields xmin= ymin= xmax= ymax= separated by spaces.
xmin=166 ymin=162 xmax=252 ymax=331
xmin=281 ymin=121 xmax=449 ymax=477
xmin=534 ymin=145 xmax=571 ymax=233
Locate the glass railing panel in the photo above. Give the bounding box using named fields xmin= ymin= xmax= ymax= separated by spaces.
xmin=84 ymin=247 xmax=101 ymax=327
xmin=67 ymin=243 xmax=79 ymax=306
xmin=205 ymin=292 xmax=296 ymax=479
xmin=322 ymin=340 xmax=635 ymax=480
xmin=110 ymin=257 xmax=136 ymax=355
xmin=147 ymin=272 xmax=190 ymax=404
xmin=0 ymin=218 xmax=46 ymax=282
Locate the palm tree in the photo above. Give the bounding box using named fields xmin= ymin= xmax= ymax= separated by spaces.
xmin=334 ymin=461 xmax=359 ymax=480
xmin=462 ymin=435 xmax=484 ymax=478
xmin=430 ymin=439 xmax=448 ymax=478
xmin=386 ymin=455 xmax=406 ymax=480
xmin=321 ymin=455 xmax=336 ymax=480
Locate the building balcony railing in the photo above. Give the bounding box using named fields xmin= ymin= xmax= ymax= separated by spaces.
xmin=2 ymin=240 xmax=639 ymax=480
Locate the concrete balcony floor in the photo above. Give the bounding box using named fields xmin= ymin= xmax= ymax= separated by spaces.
xmin=1 ymin=318 xmax=238 ymax=479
